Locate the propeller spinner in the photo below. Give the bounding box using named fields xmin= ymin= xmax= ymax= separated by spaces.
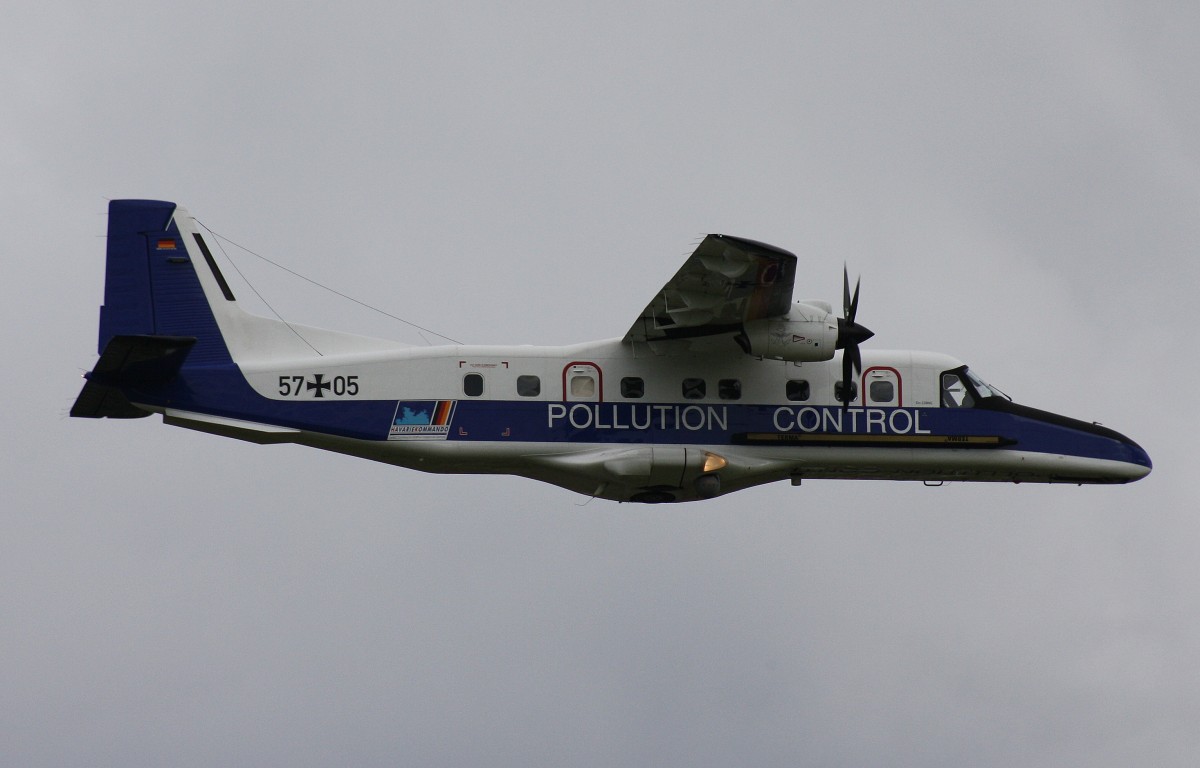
xmin=835 ymin=266 xmax=874 ymax=407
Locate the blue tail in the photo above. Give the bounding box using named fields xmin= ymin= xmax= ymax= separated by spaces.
xmin=74 ymin=200 xmax=405 ymax=425
xmin=74 ymin=200 xmax=235 ymax=417
xmin=97 ymin=199 xmax=234 ymax=364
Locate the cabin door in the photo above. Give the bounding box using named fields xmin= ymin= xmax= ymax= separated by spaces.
xmin=563 ymin=362 xmax=603 ymax=402
xmin=863 ymin=366 xmax=902 ymax=407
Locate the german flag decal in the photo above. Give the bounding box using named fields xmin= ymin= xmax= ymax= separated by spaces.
xmin=432 ymin=400 xmax=455 ymax=426
xmin=389 ymin=400 xmax=458 ymax=441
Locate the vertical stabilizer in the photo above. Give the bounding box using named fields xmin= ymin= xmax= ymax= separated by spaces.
xmin=97 ymin=199 xmax=233 ymax=367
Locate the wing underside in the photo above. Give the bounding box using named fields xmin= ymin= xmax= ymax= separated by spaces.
xmin=623 ymin=234 xmax=797 ymax=343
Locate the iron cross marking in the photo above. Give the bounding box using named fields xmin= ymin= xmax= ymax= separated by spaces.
xmin=306 ymin=374 xmax=332 ymax=398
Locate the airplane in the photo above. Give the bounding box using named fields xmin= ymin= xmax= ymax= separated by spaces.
xmin=72 ymin=200 xmax=1151 ymax=503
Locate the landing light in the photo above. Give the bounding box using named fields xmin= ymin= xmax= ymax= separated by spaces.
xmin=702 ymin=452 xmax=728 ymax=473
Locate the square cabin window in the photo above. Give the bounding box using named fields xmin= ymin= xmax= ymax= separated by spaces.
xmin=786 ymin=379 xmax=810 ymax=402
xmin=517 ymin=375 xmax=541 ymax=397
xmin=570 ymin=375 xmax=596 ymax=398
xmin=718 ymin=379 xmax=741 ymax=400
xmin=620 ymin=377 xmax=645 ymax=399
xmin=463 ymin=372 xmax=484 ymax=397
xmin=682 ymin=378 xmax=706 ymax=400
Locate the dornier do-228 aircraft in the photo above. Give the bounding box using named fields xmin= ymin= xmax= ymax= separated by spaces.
xmin=73 ymin=200 xmax=1151 ymax=503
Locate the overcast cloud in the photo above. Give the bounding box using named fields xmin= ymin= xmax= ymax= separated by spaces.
xmin=3 ymin=2 xmax=1198 ymax=765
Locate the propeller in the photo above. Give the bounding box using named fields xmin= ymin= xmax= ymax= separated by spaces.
xmin=836 ymin=265 xmax=874 ymax=407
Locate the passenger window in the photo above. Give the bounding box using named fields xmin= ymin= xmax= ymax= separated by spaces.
xmin=834 ymin=380 xmax=858 ymax=404
xmin=517 ymin=375 xmax=540 ymax=397
xmin=786 ymin=379 xmax=810 ymax=402
xmin=941 ymin=373 xmax=974 ymax=408
xmin=620 ymin=377 xmax=644 ymax=399
xmin=570 ymin=375 xmax=595 ymax=398
xmin=463 ymin=373 xmax=484 ymax=397
xmin=682 ymin=378 xmax=706 ymax=399
xmin=718 ymin=379 xmax=741 ymax=400
xmin=869 ymin=380 xmax=894 ymax=403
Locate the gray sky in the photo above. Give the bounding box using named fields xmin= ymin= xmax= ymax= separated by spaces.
xmin=4 ymin=1 xmax=1198 ymax=765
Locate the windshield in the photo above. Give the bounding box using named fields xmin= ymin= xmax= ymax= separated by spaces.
xmin=964 ymin=368 xmax=1011 ymax=401
xmin=941 ymin=366 xmax=1011 ymax=408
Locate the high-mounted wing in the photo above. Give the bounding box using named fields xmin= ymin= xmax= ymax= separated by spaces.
xmin=623 ymin=234 xmax=797 ymax=343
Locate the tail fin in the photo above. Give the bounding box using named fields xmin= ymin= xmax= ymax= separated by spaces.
xmin=74 ymin=199 xmax=410 ymax=419
xmin=74 ymin=200 xmax=238 ymax=418
xmin=96 ymin=199 xmax=234 ymax=366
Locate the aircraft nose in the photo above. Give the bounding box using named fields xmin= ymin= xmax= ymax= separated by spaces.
xmin=1120 ymin=435 xmax=1153 ymax=477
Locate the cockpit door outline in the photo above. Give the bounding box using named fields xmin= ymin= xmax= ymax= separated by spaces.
xmin=862 ymin=366 xmax=902 ymax=406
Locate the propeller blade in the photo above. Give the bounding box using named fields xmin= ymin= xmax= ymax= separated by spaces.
xmin=841 ymin=349 xmax=853 ymax=407
xmin=843 ymin=264 xmax=851 ymax=319
xmin=837 ymin=266 xmax=869 ymax=408
xmin=840 ymin=343 xmax=863 ymax=408
xmin=848 ymin=342 xmax=862 ymax=377
xmin=836 ymin=269 xmax=873 ymax=351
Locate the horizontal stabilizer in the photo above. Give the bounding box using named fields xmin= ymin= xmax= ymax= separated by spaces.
xmin=70 ymin=380 xmax=150 ymax=419
xmin=71 ymin=335 xmax=196 ymax=418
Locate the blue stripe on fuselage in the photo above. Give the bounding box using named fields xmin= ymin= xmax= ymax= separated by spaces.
xmin=434 ymin=399 xmax=1147 ymax=467
xmin=134 ymin=367 xmax=1148 ymax=469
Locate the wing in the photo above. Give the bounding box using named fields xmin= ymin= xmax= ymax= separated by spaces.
xmin=623 ymin=234 xmax=797 ymax=343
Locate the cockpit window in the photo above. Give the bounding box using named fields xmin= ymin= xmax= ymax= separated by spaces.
xmin=942 ymin=366 xmax=1012 ymax=408
xmin=964 ymin=368 xmax=1010 ymax=401
xmin=941 ymin=373 xmax=974 ymax=408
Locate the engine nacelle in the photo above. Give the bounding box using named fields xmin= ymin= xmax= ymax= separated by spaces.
xmin=740 ymin=302 xmax=838 ymax=362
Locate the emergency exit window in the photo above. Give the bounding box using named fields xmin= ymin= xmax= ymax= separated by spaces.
xmin=570 ymin=375 xmax=596 ymax=398
xmin=869 ymin=380 xmax=894 ymax=402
